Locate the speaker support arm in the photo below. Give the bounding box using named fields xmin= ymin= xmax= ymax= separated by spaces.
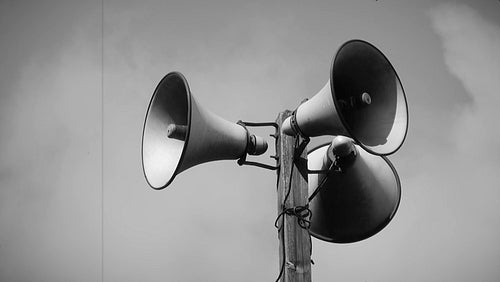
xmin=236 ymin=120 xmax=280 ymax=171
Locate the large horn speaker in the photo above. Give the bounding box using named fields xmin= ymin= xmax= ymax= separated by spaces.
xmin=308 ymin=136 xmax=401 ymax=243
xmin=141 ymin=72 xmax=267 ymax=189
xmin=283 ymin=39 xmax=408 ymax=155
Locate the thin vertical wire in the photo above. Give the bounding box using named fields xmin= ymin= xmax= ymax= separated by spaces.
xmin=101 ymin=0 xmax=104 ymax=281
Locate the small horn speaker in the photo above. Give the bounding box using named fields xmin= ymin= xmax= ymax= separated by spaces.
xmin=283 ymin=39 xmax=408 ymax=155
xmin=308 ymin=136 xmax=401 ymax=243
xmin=141 ymin=72 xmax=267 ymax=189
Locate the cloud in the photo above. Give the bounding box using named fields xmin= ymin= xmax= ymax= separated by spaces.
xmin=430 ymin=3 xmax=500 ymax=161
xmin=398 ymin=3 xmax=500 ymax=281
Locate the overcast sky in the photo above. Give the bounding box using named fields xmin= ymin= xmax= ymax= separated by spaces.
xmin=1 ymin=1 xmax=500 ymax=281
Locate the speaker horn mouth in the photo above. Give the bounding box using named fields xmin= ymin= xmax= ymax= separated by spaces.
xmin=331 ymin=39 xmax=409 ymax=156
xmin=141 ymin=72 xmax=192 ymax=190
xmin=307 ymin=141 xmax=401 ymax=243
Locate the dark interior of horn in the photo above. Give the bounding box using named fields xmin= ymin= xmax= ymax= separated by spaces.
xmin=141 ymin=72 xmax=191 ymax=189
xmin=332 ymin=40 xmax=408 ymax=156
xmin=308 ymin=143 xmax=401 ymax=243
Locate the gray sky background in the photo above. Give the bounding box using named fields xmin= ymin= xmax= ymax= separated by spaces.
xmin=1 ymin=0 xmax=500 ymax=281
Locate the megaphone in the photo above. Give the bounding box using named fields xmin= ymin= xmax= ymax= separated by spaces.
xmin=308 ymin=136 xmax=401 ymax=243
xmin=283 ymin=39 xmax=408 ymax=155
xmin=141 ymin=72 xmax=268 ymax=189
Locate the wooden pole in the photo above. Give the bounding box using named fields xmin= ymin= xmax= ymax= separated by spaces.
xmin=275 ymin=111 xmax=312 ymax=282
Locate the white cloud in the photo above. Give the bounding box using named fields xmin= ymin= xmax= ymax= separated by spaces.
xmin=401 ymin=4 xmax=500 ymax=281
xmin=430 ymin=3 xmax=500 ymax=161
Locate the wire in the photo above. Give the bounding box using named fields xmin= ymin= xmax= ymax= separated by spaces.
xmin=307 ymin=158 xmax=339 ymax=202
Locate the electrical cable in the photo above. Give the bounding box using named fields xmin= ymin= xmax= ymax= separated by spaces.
xmin=307 ymin=158 xmax=339 ymax=202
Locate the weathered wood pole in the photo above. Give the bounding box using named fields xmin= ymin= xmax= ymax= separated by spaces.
xmin=275 ymin=110 xmax=312 ymax=282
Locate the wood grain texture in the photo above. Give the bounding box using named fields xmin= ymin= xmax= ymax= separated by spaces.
xmin=276 ymin=111 xmax=312 ymax=282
